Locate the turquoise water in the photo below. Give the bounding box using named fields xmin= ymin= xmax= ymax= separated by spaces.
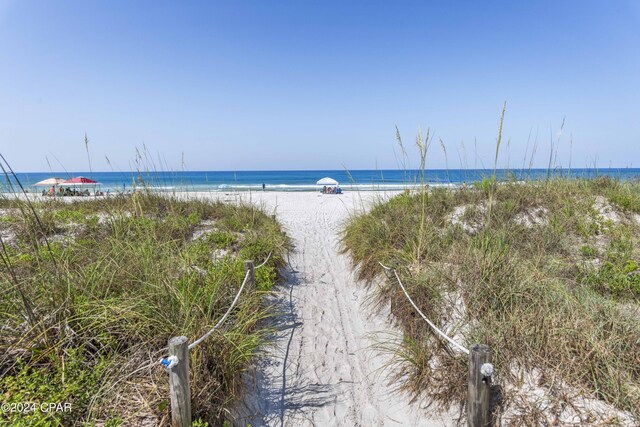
xmin=4 ymin=169 xmax=640 ymax=193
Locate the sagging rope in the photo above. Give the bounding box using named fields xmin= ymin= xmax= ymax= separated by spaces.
xmin=379 ymin=262 xmax=470 ymax=355
xmin=255 ymin=251 xmax=272 ymax=269
xmin=188 ymin=268 xmax=251 ymax=350
xmin=160 ymin=252 xmax=274 ymax=367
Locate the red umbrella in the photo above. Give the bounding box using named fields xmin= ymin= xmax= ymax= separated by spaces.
xmin=63 ymin=176 xmax=100 ymax=185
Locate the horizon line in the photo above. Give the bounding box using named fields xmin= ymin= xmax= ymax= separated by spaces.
xmin=11 ymin=166 xmax=639 ymax=174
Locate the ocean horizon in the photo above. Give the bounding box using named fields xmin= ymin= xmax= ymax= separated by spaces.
xmin=4 ymin=168 xmax=640 ymax=193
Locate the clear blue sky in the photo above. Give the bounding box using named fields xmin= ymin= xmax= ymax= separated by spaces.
xmin=1 ymin=0 xmax=639 ymax=172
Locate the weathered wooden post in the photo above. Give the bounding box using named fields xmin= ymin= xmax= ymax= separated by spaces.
xmin=168 ymin=336 xmax=191 ymax=427
xmin=467 ymin=344 xmax=492 ymax=427
xmin=244 ymin=260 xmax=255 ymax=289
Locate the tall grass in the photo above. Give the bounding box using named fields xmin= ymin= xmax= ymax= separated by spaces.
xmin=343 ymin=177 xmax=640 ymax=423
xmin=0 ymin=190 xmax=288 ymax=426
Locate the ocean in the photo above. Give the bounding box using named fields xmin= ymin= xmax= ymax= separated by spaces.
xmin=4 ymin=168 xmax=640 ymax=193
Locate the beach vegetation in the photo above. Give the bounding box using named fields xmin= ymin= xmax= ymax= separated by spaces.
xmin=0 ymin=192 xmax=288 ymax=425
xmin=343 ymin=173 xmax=640 ymax=423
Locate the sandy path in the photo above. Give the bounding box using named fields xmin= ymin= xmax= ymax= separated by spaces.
xmin=212 ymin=191 xmax=453 ymax=427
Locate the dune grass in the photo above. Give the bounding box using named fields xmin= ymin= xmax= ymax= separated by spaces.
xmin=343 ymin=177 xmax=640 ymax=424
xmin=0 ymin=192 xmax=288 ymax=426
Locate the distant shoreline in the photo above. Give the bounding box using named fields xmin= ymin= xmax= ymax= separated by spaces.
xmin=2 ymin=168 xmax=639 ymax=194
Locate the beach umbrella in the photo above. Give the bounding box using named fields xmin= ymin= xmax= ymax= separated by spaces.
xmin=33 ymin=177 xmax=66 ymax=186
xmin=63 ymin=176 xmax=100 ymax=185
xmin=316 ymin=177 xmax=339 ymax=186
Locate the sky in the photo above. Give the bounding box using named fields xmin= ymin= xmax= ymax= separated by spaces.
xmin=0 ymin=0 xmax=639 ymax=172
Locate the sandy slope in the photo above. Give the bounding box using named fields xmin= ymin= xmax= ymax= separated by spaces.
xmin=208 ymin=191 xmax=456 ymax=427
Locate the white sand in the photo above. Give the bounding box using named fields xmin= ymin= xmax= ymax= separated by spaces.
xmin=186 ymin=191 xmax=455 ymax=427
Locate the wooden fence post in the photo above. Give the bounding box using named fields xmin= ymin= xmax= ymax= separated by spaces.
xmin=244 ymin=260 xmax=255 ymax=288
xmin=467 ymin=344 xmax=492 ymax=427
xmin=168 ymin=336 xmax=191 ymax=427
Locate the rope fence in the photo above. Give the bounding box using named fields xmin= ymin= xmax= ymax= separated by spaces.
xmin=160 ymin=251 xmax=493 ymax=427
xmin=188 ymin=268 xmax=251 ymax=350
xmin=379 ymin=262 xmax=494 ymax=426
xmin=254 ymin=251 xmax=272 ymax=269
xmin=379 ymin=262 xmax=470 ymax=355
xmin=160 ymin=252 xmax=272 ymax=427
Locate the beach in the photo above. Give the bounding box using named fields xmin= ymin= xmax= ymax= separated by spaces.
xmin=3 ymin=186 xmax=640 ymax=426
xmin=4 ymin=1 xmax=639 ymax=424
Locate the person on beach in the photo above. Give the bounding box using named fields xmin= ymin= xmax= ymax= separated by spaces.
xmin=262 ymin=183 xmax=265 ymax=191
